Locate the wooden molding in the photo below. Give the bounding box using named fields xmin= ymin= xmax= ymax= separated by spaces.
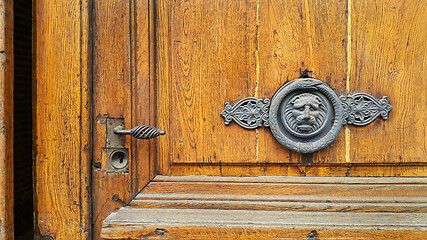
xmin=102 ymin=176 xmax=427 ymax=239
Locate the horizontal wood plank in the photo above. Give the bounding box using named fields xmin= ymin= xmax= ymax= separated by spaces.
xmin=142 ymin=182 xmax=426 ymax=198
xmin=134 ymin=193 xmax=427 ymax=204
xmin=102 ymin=209 xmax=427 ymax=239
xmin=169 ymin=164 xmax=427 ymax=177
xmin=153 ymin=175 xmax=427 ymax=184
xmin=102 ymin=176 xmax=427 ymax=239
xmin=129 ymin=199 xmax=427 ymax=213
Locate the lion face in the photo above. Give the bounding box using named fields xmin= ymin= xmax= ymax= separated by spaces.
xmin=283 ymin=93 xmax=327 ymax=136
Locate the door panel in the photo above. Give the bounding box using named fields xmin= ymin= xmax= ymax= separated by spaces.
xmin=158 ymin=0 xmax=259 ymax=167
xmin=92 ymin=0 xmax=154 ymax=237
xmin=257 ymin=0 xmax=348 ymax=164
xmin=349 ymin=0 xmax=426 ymax=163
xmin=157 ymin=0 xmax=426 ymax=176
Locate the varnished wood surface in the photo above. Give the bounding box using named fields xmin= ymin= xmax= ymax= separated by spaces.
xmin=102 ymin=176 xmax=427 ymax=239
xmin=34 ymin=0 xmax=91 ymax=239
xmin=142 ymin=181 xmax=426 ymax=199
xmin=0 ymin=0 xmax=13 ymax=238
xmin=103 ymin=209 xmax=427 ymax=240
xmin=349 ymin=0 xmax=427 ymax=163
xmin=157 ymin=0 xmax=258 ymax=171
xmin=156 ymin=0 xmax=426 ymax=176
xmin=169 ymin=164 xmax=427 ymax=177
xmin=152 ymin=175 xmax=427 ymax=184
xmin=257 ymin=0 xmax=347 ymax=164
xmin=92 ymin=0 xmax=154 ymax=238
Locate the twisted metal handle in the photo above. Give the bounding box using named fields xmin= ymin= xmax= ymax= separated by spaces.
xmin=113 ymin=125 xmax=165 ymax=139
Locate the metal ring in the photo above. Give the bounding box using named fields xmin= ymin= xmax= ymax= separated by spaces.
xmin=268 ymin=78 xmax=343 ymax=153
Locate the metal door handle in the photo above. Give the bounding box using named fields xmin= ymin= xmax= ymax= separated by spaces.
xmin=221 ymin=78 xmax=392 ymax=153
xmin=113 ymin=125 xmax=165 ymax=139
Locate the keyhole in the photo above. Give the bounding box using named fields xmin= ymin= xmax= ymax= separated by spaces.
xmin=110 ymin=150 xmax=128 ymax=170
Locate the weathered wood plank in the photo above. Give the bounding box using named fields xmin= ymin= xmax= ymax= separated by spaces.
xmin=105 ymin=208 xmax=427 ymax=228
xmin=168 ymin=164 xmax=427 ymax=177
xmin=135 ymin=193 xmax=427 ymax=204
xmin=129 ymin=199 xmax=427 ymax=213
xmin=157 ymin=0 xmax=258 ymax=172
xmin=349 ymin=0 xmax=427 ymax=163
xmin=92 ymin=1 xmax=154 ymax=238
xmin=92 ymin=0 xmax=132 ymax=237
xmin=0 ymin=0 xmax=13 ymax=238
xmin=142 ymin=182 xmax=426 ymax=198
xmin=103 ymin=226 xmax=427 ymax=240
xmin=153 ymin=175 xmax=427 ymax=184
xmin=101 ymin=176 xmax=427 ymax=239
xmin=102 ymin=208 xmax=427 ymax=239
xmin=34 ymin=0 xmax=91 ymax=239
xmin=257 ymin=0 xmax=348 ymax=164
xmin=130 ymin=0 xmax=153 ymax=207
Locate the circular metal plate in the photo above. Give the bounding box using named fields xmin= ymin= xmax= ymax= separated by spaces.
xmin=269 ymin=78 xmax=343 ymax=153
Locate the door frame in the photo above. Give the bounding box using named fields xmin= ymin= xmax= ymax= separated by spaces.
xmin=34 ymin=0 xmax=91 ymax=239
xmin=0 ymin=0 xmax=14 ymax=238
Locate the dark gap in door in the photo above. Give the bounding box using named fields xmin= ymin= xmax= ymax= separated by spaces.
xmin=14 ymin=0 xmax=34 ymax=239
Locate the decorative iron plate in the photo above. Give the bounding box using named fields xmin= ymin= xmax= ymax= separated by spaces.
xmin=221 ymin=78 xmax=392 ymax=153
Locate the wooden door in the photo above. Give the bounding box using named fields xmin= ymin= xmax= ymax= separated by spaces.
xmin=34 ymin=0 xmax=426 ymax=239
xmin=102 ymin=0 xmax=426 ymax=239
xmin=156 ymin=0 xmax=426 ymax=176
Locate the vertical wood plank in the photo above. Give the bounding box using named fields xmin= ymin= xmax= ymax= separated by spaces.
xmin=131 ymin=0 xmax=153 ymax=200
xmin=34 ymin=0 xmax=91 ymax=239
xmin=92 ymin=0 xmax=131 ymax=238
xmin=92 ymin=0 xmax=154 ymax=238
xmin=350 ymin=0 xmax=427 ymax=163
xmin=257 ymin=0 xmax=347 ymax=164
xmin=149 ymin=0 xmax=157 ymax=180
xmin=0 ymin=0 xmax=13 ymax=238
xmin=158 ymin=0 xmax=258 ymax=174
xmin=156 ymin=0 xmax=172 ymax=175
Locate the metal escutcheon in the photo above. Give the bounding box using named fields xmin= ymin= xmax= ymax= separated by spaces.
xmin=221 ymin=78 xmax=392 ymax=153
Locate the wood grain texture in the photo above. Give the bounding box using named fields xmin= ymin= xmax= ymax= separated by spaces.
xmin=92 ymin=0 xmax=154 ymax=238
xmin=102 ymin=209 xmax=427 ymax=240
xmin=0 ymin=0 xmax=13 ymax=238
xmin=349 ymin=0 xmax=427 ymax=163
xmin=34 ymin=0 xmax=91 ymax=239
xmin=103 ymin=224 xmax=427 ymax=240
xmin=152 ymin=175 xmax=427 ymax=184
xmin=130 ymin=0 xmax=153 ymax=205
xmin=142 ymin=182 xmax=426 ymax=198
xmin=101 ymin=176 xmax=427 ymax=239
xmin=129 ymin=199 xmax=427 ymax=213
xmin=157 ymin=0 xmax=258 ymax=171
xmin=169 ymin=163 xmax=427 ymax=177
xmin=92 ymin=2 xmax=132 ymax=237
xmin=257 ymin=0 xmax=347 ymax=164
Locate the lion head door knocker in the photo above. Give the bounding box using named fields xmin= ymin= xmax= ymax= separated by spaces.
xmin=221 ymin=78 xmax=392 ymax=153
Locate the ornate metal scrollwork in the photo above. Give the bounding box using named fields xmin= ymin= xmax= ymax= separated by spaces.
xmin=220 ymin=97 xmax=270 ymax=129
xmin=221 ymin=78 xmax=392 ymax=153
xmin=340 ymin=93 xmax=392 ymax=126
